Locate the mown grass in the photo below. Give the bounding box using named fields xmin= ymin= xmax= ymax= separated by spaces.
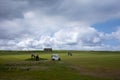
xmin=0 ymin=51 xmax=120 ymax=80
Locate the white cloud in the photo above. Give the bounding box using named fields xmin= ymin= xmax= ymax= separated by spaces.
xmin=7 ymin=26 xmax=104 ymax=50
xmin=0 ymin=25 xmax=120 ymax=50
xmin=0 ymin=0 xmax=120 ymax=50
xmin=111 ymin=27 xmax=120 ymax=40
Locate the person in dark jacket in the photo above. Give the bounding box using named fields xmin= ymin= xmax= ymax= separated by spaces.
xmin=35 ymin=54 xmax=39 ymax=61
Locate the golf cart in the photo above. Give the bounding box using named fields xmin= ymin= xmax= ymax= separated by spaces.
xmin=51 ymin=54 xmax=61 ymax=61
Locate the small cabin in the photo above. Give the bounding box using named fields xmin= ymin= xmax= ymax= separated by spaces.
xmin=44 ymin=48 xmax=52 ymax=53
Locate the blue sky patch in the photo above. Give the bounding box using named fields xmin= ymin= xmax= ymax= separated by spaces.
xmin=92 ymin=18 xmax=120 ymax=33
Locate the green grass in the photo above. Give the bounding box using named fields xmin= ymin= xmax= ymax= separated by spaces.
xmin=0 ymin=51 xmax=120 ymax=80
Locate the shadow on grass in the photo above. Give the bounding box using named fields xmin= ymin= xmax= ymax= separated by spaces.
xmin=25 ymin=58 xmax=48 ymax=61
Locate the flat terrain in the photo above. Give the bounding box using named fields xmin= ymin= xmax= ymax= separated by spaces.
xmin=0 ymin=51 xmax=120 ymax=80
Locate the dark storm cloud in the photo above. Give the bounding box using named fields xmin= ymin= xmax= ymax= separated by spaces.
xmin=1 ymin=0 xmax=120 ymax=22
xmin=0 ymin=0 xmax=62 ymax=21
xmin=27 ymin=0 xmax=59 ymax=7
xmin=0 ymin=0 xmax=28 ymax=20
xmin=25 ymin=0 xmax=120 ymax=23
xmin=26 ymin=0 xmax=63 ymax=16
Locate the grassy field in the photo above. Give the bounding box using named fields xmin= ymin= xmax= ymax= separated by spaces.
xmin=0 ymin=51 xmax=120 ymax=80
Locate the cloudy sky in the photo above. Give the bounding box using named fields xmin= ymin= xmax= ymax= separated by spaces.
xmin=0 ymin=0 xmax=120 ymax=50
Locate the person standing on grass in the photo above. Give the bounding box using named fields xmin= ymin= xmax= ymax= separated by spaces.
xmin=68 ymin=51 xmax=72 ymax=56
xmin=35 ymin=54 xmax=39 ymax=61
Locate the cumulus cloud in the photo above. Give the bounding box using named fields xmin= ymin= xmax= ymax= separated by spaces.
xmin=0 ymin=26 xmax=104 ymax=50
xmin=0 ymin=0 xmax=120 ymax=50
xmin=111 ymin=27 xmax=120 ymax=40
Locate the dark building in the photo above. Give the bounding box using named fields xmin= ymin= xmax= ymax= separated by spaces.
xmin=44 ymin=48 xmax=52 ymax=53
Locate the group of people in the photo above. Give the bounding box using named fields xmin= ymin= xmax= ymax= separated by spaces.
xmin=31 ymin=53 xmax=39 ymax=61
xmin=31 ymin=51 xmax=72 ymax=61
